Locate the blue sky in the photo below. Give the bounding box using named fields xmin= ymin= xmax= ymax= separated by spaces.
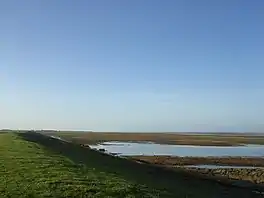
xmin=1 ymin=0 xmax=264 ymax=132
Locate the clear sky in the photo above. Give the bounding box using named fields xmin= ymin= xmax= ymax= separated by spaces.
xmin=1 ymin=1 xmax=263 ymax=132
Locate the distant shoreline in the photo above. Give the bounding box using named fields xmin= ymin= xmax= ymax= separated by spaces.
xmin=36 ymin=131 xmax=264 ymax=146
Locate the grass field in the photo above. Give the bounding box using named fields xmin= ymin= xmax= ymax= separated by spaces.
xmin=0 ymin=132 xmax=262 ymax=197
xmin=40 ymin=131 xmax=264 ymax=146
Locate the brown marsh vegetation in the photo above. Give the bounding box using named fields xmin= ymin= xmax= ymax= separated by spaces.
xmin=41 ymin=131 xmax=264 ymax=146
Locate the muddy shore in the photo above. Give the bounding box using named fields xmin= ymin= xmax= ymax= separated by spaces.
xmin=130 ymin=156 xmax=264 ymax=166
xmin=129 ymin=156 xmax=264 ymax=186
xmin=184 ymin=167 xmax=264 ymax=184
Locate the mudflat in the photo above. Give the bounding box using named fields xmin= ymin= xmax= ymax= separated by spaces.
xmin=40 ymin=131 xmax=264 ymax=146
xmin=0 ymin=132 xmax=262 ymax=198
xmin=129 ymin=155 xmax=264 ymax=189
xmin=129 ymin=156 xmax=264 ymax=166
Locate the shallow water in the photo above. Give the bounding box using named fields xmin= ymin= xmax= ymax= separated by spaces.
xmin=90 ymin=141 xmax=264 ymax=157
xmin=183 ymin=165 xmax=264 ymax=169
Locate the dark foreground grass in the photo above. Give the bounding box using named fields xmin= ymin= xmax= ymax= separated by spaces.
xmin=0 ymin=132 xmax=262 ymax=198
xmin=0 ymin=133 xmax=162 ymax=198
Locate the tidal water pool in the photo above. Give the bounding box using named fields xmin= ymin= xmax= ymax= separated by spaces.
xmin=89 ymin=141 xmax=264 ymax=157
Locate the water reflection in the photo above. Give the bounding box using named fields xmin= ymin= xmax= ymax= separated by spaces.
xmin=90 ymin=141 xmax=264 ymax=157
xmin=183 ymin=165 xmax=264 ymax=169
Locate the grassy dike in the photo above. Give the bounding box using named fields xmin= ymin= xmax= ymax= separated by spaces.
xmin=0 ymin=132 xmax=261 ymax=198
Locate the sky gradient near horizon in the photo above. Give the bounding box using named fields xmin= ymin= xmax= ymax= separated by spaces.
xmin=1 ymin=1 xmax=264 ymax=132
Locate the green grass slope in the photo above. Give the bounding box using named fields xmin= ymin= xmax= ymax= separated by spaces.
xmin=0 ymin=132 xmax=261 ymax=198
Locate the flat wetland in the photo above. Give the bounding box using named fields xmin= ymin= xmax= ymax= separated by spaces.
xmin=1 ymin=132 xmax=264 ymax=197
xmin=42 ymin=131 xmax=264 ymax=190
xmin=40 ymin=131 xmax=264 ymax=146
xmin=129 ymin=156 xmax=264 ymax=167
